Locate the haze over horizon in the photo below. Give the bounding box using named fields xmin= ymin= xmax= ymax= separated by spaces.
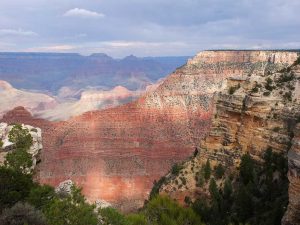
xmin=0 ymin=0 xmax=300 ymax=57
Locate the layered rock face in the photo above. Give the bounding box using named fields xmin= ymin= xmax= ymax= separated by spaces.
xmin=1 ymin=50 xmax=298 ymax=212
xmin=283 ymin=124 xmax=300 ymax=224
xmin=159 ymin=53 xmax=300 ymax=224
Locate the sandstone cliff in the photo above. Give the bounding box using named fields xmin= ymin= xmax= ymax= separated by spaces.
xmin=1 ymin=50 xmax=298 ymax=212
xmin=159 ymin=53 xmax=300 ymax=224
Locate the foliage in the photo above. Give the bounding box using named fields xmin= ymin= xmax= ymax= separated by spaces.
xmin=203 ymin=159 xmax=211 ymax=181
xmin=214 ymin=163 xmax=225 ymax=179
xmin=0 ymin=202 xmax=47 ymax=225
xmin=283 ymin=91 xmax=292 ymax=101
xmin=228 ymin=84 xmax=240 ymax=95
xmin=44 ymin=185 xmax=98 ymax=225
xmin=239 ymin=153 xmax=255 ymax=185
xmin=171 ymin=163 xmax=183 ymax=176
xmin=277 ymin=72 xmax=295 ymax=84
xmin=0 ymin=166 xmax=34 ymax=211
xmin=4 ymin=148 xmax=33 ymax=173
xmin=192 ymin=152 xmax=289 ymax=225
xmin=0 ymin=139 xmax=3 ymax=149
xmin=251 ymin=85 xmax=259 ymax=93
xmin=100 ymin=207 xmax=129 ymax=225
xmin=8 ymin=124 xmax=33 ymax=150
xmin=193 ymin=148 xmax=199 ymax=157
xmin=149 ymin=176 xmax=167 ymax=200
xmin=27 ymin=184 xmax=56 ymax=210
xmin=265 ymin=77 xmax=274 ymax=91
xmin=143 ymin=195 xmax=203 ymax=225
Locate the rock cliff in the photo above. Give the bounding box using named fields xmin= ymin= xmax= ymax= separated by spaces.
xmin=1 ymin=50 xmax=299 ymax=212
xmin=159 ymin=52 xmax=300 ymax=224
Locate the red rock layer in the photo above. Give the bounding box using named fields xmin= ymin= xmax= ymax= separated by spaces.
xmin=1 ymin=50 xmax=298 ymax=211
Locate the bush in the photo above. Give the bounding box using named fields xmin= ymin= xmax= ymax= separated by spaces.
xmin=277 ymin=72 xmax=295 ymax=83
xmin=265 ymin=77 xmax=274 ymax=91
xmin=100 ymin=207 xmax=128 ymax=225
xmin=0 ymin=139 xmax=3 ymax=149
xmin=203 ymin=159 xmax=211 ymax=181
xmin=143 ymin=195 xmax=203 ymax=225
xmin=171 ymin=163 xmax=183 ymax=176
xmin=8 ymin=124 xmax=33 ymax=150
xmin=0 ymin=166 xmax=34 ymax=210
xmin=149 ymin=176 xmax=166 ymax=200
xmin=251 ymin=86 xmax=259 ymax=93
xmin=214 ymin=164 xmax=225 ymax=179
xmin=228 ymin=84 xmax=240 ymax=95
xmin=4 ymin=148 xmax=33 ymax=173
xmin=44 ymin=185 xmax=98 ymax=225
xmin=27 ymin=185 xmax=56 ymax=210
xmin=263 ymin=91 xmax=271 ymax=96
xmin=283 ymin=91 xmax=292 ymax=101
xmin=239 ymin=153 xmax=255 ymax=185
xmin=0 ymin=202 xmax=46 ymax=225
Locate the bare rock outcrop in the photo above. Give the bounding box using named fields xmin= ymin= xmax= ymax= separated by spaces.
xmin=160 ymin=54 xmax=300 ymax=225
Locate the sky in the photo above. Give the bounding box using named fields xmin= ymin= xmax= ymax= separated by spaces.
xmin=0 ymin=0 xmax=299 ymax=57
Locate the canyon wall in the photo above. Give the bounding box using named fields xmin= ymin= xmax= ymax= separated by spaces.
xmin=1 ymin=50 xmax=298 ymax=212
xmin=159 ymin=52 xmax=300 ymax=224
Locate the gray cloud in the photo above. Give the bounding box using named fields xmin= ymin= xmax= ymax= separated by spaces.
xmin=0 ymin=0 xmax=299 ymax=57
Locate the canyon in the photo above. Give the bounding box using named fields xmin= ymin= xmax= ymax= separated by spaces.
xmin=1 ymin=50 xmax=299 ymax=215
xmin=0 ymin=53 xmax=189 ymax=93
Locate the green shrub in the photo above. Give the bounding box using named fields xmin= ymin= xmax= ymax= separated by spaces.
xmin=143 ymin=195 xmax=203 ymax=225
xmin=171 ymin=163 xmax=183 ymax=176
xmin=4 ymin=148 xmax=33 ymax=173
xmin=203 ymin=159 xmax=211 ymax=181
xmin=8 ymin=124 xmax=33 ymax=150
xmin=27 ymin=185 xmax=56 ymax=210
xmin=44 ymin=185 xmax=98 ymax=225
xmin=251 ymin=86 xmax=259 ymax=93
xmin=214 ymin=163 xmax=225 ymax=179
xmin=149 ymin=176 xmax=166 ymax=200
xmin=0 ymin=166 xmax=34 ymax=210
xmin=228 ymin=84 xmax=240 ymax=95
xmin=100 ymin=207 xmax=128 ymax=225
xmin=265 ymin=77 xmax=274 ymax=91
xmin=283 ymin=91 xmax=292 ymax=101
xmin=184 ymin=196 xmax=192 ymax=205
xmin=277 ymin=72 xmax=295 ymax=83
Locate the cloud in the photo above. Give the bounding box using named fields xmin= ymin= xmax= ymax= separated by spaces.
xmin=0 ymin=29 xmax=37 ymax=37
xmin=26 ymin=45 xmax=75 ymax=52
xmin=63 ymin=8 xmax=105 ymax=19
